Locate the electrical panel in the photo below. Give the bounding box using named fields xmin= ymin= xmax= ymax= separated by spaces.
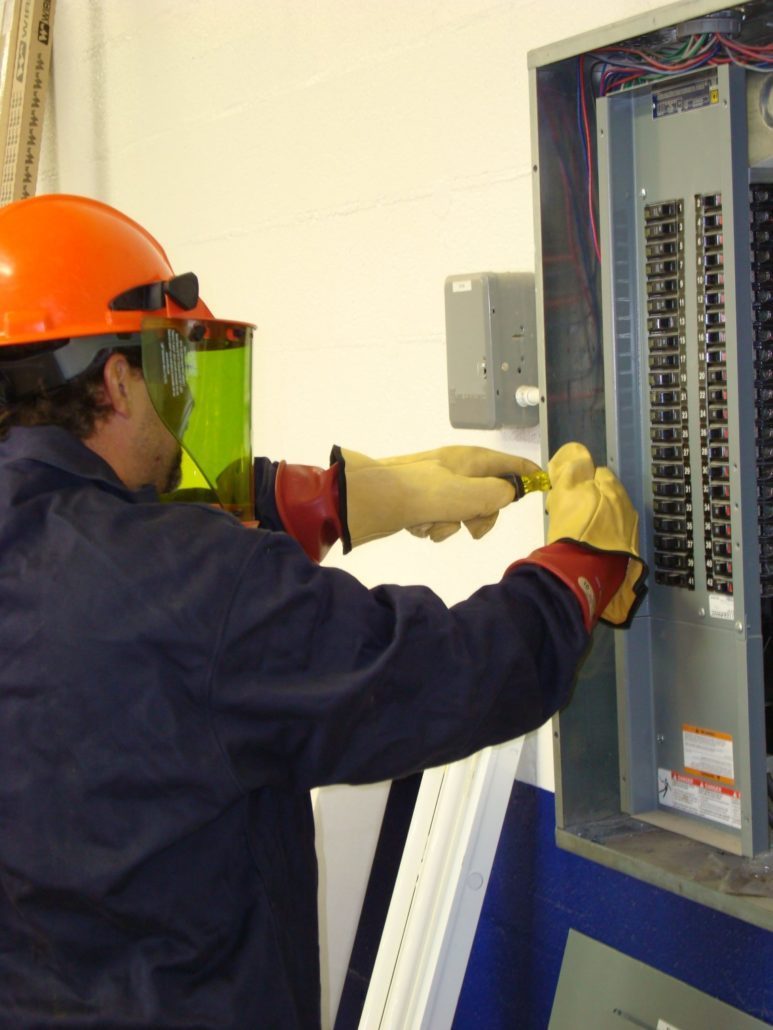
xmin=530 ymin=2 xmax=773 ymax=926
xmin=598 ymin=61 xmax=772 ymax=857
xmin=444 ymin=272 xmax=539 ymax=429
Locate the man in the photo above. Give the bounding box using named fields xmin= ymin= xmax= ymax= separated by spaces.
xmin=0 ymin=194 xmax=646 ymax=1028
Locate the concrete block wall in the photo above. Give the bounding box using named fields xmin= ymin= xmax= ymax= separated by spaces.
xmin=38 ymin=1 xmax=664 ymax=1023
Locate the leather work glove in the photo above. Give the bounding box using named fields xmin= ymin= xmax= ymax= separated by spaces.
xmin=333 ymin=445 xmax=542 ymax=549
xmin=544 ymin=442 xmax=647 ymax=626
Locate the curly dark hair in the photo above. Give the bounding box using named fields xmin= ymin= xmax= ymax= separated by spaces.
xmin=0 ymin=345 xmax=142 ymax=442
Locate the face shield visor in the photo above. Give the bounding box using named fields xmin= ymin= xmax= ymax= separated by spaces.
xmin=140 ymin=317 xmax=255 ymax=522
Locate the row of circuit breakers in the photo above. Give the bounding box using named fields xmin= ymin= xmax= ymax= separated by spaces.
xmin=645 ymin=186 xmax=773 ymax=596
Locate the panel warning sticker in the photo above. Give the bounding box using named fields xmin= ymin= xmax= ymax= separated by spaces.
xmin=708 ymin=592 xmax=734 ymax=621
xmin=658 ymin=768 xmax=740 ymax=829
xmin=682 ymin=724 xmax=735 ymax=783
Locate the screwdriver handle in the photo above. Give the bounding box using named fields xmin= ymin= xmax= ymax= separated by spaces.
xmin=500 ymin=469 xmax=551 ymax=501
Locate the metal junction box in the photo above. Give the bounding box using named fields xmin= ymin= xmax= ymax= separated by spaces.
xmin=445 ymin=272 xmax=539 ymax=429
xmin=530 ymin=0 xmax=773 ymax=929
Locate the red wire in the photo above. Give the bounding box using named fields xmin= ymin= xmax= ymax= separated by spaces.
xmin=579 ymin=55 xmax=601 ymax=263
xmin=718 ymin=33 xmax=773 ymax=58
xmin=627 ymin=47 xmax=713 ymax=72
xmin=598 ymin=42 xmax=714 ymax=73
xmin=542 ymin=99 xmax=598 ymax=319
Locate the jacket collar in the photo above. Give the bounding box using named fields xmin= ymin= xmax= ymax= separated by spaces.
xmin=0 ymin=426 xmax=157 ymax=501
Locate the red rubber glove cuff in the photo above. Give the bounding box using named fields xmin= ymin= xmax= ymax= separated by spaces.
xmin=275 ymin=462 xmax=344 ymax=562
xmin=507 ymin=542 xmax=628 ymax=632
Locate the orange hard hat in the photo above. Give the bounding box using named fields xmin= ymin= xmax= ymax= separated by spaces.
xmin=0 ymin=193 xmax=214 ymax=347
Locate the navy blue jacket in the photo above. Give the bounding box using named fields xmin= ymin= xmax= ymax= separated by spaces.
xmin=0 ymin=427 xmax=588 ymax=1028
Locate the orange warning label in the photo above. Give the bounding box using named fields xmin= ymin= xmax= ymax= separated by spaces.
xmin=682 ymin=724 xmax=735 ymax=784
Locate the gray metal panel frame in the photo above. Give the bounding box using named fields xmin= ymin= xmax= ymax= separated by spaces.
xmin=595 ymin=83 xmax=654 ymax=822
xmin=528 ymin=0 xmax=773 ymax=922
xmin=555 ymin=822 xmax=773 ymax=932
xmin=529 ymin=0 xmax=736 ymax=70
xmin=529 ymin=57 xmax=622 ymax=832
xmin=598 ymin=64 xmax=768 ymax=855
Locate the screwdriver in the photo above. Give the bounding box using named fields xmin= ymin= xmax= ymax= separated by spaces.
xmin=500 ymin=469 xmax=551 ymax=500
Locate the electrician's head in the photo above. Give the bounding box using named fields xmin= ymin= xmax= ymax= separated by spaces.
xmin=0 ymin=194 xmax=255 ymax=518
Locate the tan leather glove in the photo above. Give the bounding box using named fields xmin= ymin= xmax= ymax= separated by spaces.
xmin=334 ymin=445 xmax=541 ymax=549
xmin=545 ymin=442 xmax=647 ymax=625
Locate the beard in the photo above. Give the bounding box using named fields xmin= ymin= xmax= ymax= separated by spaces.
xmin=162 ymin=445 xmax=184 ymax=495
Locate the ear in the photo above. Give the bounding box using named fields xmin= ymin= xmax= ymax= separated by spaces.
xmin=100 ymin=352 xmax=138 ymax=418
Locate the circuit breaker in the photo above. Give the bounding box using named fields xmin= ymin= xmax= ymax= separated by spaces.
xmin=530 ymin=1 xmax=773 ymax=924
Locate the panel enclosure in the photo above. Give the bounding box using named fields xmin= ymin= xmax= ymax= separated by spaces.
xmin=530 ymin=0 xmax=773 ymax=927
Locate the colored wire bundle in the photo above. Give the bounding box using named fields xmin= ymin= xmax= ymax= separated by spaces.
xmin=578 ymin=31 xmax=773 ymax=261
xmin=596 ymin=32 xmax=773 ymax=95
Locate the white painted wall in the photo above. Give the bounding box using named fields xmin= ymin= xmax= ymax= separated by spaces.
xmin=38 ymin=1 xmax=662 ymax=1024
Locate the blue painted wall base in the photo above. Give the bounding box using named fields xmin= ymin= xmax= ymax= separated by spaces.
xmin=453 ymin=780 xmax=773 ymax=1028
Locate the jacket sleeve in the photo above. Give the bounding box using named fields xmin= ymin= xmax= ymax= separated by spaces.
xmin=208 ymin=531 xmax=589 ymax=792
xmin=253 ymin=458 xmax=284 ymax=532
xmin=253 ymin=456 xmax=343 ymax=562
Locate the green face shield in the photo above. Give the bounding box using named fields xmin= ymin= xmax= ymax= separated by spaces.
xmin=140 ymin=317 xmax=255 ymax=522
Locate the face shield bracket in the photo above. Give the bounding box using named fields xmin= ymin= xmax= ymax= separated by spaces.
xmin=109 ymin=272 xmax=199 ymax=312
